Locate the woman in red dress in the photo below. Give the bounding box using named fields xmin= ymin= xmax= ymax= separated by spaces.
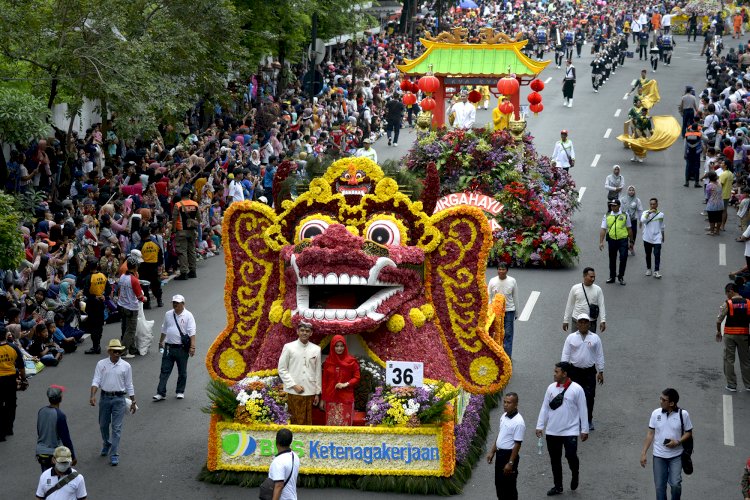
xmin=321 ymin=335 xmax=360 ymax=426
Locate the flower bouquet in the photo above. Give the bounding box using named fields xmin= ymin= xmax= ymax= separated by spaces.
xmin=366 ymin=382 xmax=458 ymax=427
xmin=231 ymin=376 xmax=290 ymax=425
xmin=405 ymin=127 xmax=579 ymax=267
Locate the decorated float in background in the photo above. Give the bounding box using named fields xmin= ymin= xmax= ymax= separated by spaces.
xmin=200 ymin=157 xmax=511 ymax=494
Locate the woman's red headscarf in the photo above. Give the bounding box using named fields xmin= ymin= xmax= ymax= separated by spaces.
xmin=325 ymin=335 xmax=358 ymax=369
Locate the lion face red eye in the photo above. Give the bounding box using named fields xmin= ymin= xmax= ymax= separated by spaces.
xmin=298 ymin=219 xmax=330 ymax=240
xmin=366 ymin=220 xmax=400 ymax=246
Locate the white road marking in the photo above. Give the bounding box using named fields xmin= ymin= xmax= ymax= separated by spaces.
xmin=517 ymin=291 xmax=541 ymax=322
xmin=724 ymin=395 xmax=735 ymax=446
xmin=614 ymin=109 xmax=621 ymax=117
xmin=604 ymin=128 xmax=612 ymax=138
xmin=544 ymin=77 xmax=552 ymax=84
xmin=577 ymin=187 xmax=586 ymax=202
xmin=622 ymin=93 xmax=629 ymax=100
xmin=719 ymin=243 xmax=726 ymax=266
xmin=591 ymin=154 xmax=601 ymax=167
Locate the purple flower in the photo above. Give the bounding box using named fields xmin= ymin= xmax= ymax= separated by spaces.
xmin=454 ymin=395 xmax=485 ymax=463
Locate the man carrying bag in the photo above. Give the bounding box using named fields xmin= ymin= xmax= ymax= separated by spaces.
xmin=260 ymin=428 xmax=299 ymax=500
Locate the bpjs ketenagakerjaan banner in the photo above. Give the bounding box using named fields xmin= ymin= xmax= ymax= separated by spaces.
xmin=210 ymin=419 xmax=453 ymax=476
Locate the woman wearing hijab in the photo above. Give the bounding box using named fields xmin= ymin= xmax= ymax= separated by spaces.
xmin=620 ymin=186 xmax=643 ymax=256
xmin=321 ymin=335 xmax=360 ymax=426
xmin=604 ymin=164 xmax=625 ymax=202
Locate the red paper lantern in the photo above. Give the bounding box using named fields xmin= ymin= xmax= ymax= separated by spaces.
xmin=410 ymin=81 xmax=420 ymax=93
xmin=499 ymin=101 xmax=515 ymax=115
xmin=418 ymin=75 xmax=440 ymax=94
xmin=468 ymin=90 xmax=482 ymax=103
xmin=527 ymin=91 xmax=542 ymax=105
xmin=420 ymin=97 xmax=436 ymax=111
xmin=402 ymin=92 xmax=417 ymax=106
xmin=530 ymin=79 xmax=545 ymax=92
xmin=496 ymin=77 xmax=520 ymax=96
xmin=400 ymin=80 xmax=412 ymax=92
xmin=530 ymin=102 xmax=544 ymax=115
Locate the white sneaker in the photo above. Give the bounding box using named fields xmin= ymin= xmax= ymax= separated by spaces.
xmin=637 ymin=158 xmax=643 ymax=163
xmin=645 ymin=269 xmax=652 ymax=276
xmin=393 ymin=143 xmax=398 ymax=146
xmin=152 ymin=394 xmax=165 ymax=401
xmin=123 ymin=353 xmax=135 ymax=359
xmin=654 ymin=271 xmax=662 ymax=279
xmin=176 ymin=393 xmax=185 ymax=399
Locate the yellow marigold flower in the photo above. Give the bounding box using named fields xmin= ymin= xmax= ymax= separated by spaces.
xmin=269 ymin=300 xmax=283 ymax=323
xmin=386 ymin=314 xmax=405 ymax=333
xmin=409 ymin=307 xmax=426 ymax=328
xmin=469 ymin=356 xmax=499 ymax=386
xmin=218 ymin=349 xmax=246 ymax=379
xmin=419 ymin=303 xmax=435 ymax=321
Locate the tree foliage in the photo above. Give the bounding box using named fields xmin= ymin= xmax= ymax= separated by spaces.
xmin=0 ymin=0 xmax=248 ymax=139
xmin=0 ymin=88 xmax=50 ymax=144
xmin=0 ymin=193 xmax=25 ymax=270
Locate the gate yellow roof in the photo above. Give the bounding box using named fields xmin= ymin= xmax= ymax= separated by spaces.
xmin=397 ymin=38 xmax=549 ymax=76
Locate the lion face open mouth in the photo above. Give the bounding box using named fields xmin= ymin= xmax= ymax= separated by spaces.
xmin=290 ymin=255 xmax=404 ymax=323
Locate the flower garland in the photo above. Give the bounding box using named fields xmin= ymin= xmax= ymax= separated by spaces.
xmin=406 ymin=127 xmax=580 ymax=267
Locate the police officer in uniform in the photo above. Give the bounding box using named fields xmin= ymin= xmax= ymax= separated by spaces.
xmin=82 ymin=258 xmax=111 ymax=355
xmin=138 ymin=225 xmax=164 ymax=308
xmin=172 ymin=188 xmax=199 ymax=280
xmin=599 ymin=199 xmax=633 ymax=285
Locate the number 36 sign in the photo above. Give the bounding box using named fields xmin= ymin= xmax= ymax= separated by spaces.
xmin=386 ymin=361 xmax=424 ymax=387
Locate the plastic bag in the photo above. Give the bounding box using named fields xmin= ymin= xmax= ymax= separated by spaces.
xmin=135 ymin=302 xmax=154 ymax=355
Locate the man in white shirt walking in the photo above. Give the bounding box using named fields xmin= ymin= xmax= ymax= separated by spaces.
xmin=487 ymin=263 xmax=520 ymax=357
xmin=487 ymin=392 xmax=525 ymax=500
xmin=278 ymin=322 xmax=321 ymax=425
xmin=640 ymin=388 xmax=693 ymax=500
xmin=563 ymin=267 xmax=607 ymax=333
xmin=561 ymin=314 xmax=605 ymax=430
xmin=551 ymin=130 xmax=576 ymax=171
xmin=35 ymin=446 xmax=87 ymax=500
xmin=153 ymin=294 xmax=196 ymax=401
xmin=89 ymin=339 xmax=137 ymax=466
xmin=267 ymin=428 xmax=299 ymax=500
xmin=536 ymin=362 xmax=589 ymax=496
xmin=641 ymin=198 xmax=665 ymax=278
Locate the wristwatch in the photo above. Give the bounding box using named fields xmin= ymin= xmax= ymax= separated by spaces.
xmin=508 ymin=460 xmax=514 ymax=465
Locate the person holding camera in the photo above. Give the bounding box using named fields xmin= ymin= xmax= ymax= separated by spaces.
xmin=561 ymin=314 xmax=605 ymax=430
xmin=535 ymin=362 xmax=589 ymax=497
xmin=562 ymin=267 xmax=607 ymax=334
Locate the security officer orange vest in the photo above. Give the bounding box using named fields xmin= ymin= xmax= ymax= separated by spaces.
xmin=173 ymin=199 xmax=199 ymax=231
xmin=725 ymin=297 xmax=750 ymax=335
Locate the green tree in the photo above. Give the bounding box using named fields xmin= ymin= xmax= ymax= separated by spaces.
xmin=0 ymin=88 xmax=50 ymax=184
xmin=0 ymin=193 xmax=25 ymax=270
xmin=0 ymin=0 xmax=248 ymax=140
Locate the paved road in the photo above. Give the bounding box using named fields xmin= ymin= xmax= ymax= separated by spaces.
xmin=6 ymin=38 xmax=750 ymax=499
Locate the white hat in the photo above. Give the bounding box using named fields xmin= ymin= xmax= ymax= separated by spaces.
xmin=129 ymin=249 xmax=144 ymax=263
xmin=576 ymin=313 xmax=591 ymax=322
xmin=172 ymin=294 xmax=185 ymax=303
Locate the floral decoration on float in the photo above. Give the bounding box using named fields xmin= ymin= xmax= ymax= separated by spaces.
xmin=200 ymin=157 xmax=509 ymax=494
xmin=405 ymin=128 xmax=580 ymax=267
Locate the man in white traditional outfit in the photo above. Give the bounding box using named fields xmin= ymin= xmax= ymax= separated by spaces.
xmin=452 ymin=90 xmax=476 ymax=129
xmin=278 ymin=321 xmax=322 ymax=425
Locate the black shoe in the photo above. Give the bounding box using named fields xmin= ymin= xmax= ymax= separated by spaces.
xmin=157 ymin=300 xmax=164 ymax=308
xmin=571 ymin=473 xmax=579 ymax=490
xmin=683 ymin=182 xmax=689 ymax=187
xmin=144 ymin=303 xmax=151 ymax=310
xmin=618 ymin=278 xmax=626 ymax=286
xmin=387 ymin=139 xmax=392 ymax=146
xmin=0 ymin=435 xmax=6 ymax=442
xmin=547 ymin=486 xmax=563 ymax=496
xmin=187 ymin=271 xmax=197 ymax=279
xmin=694 ymin=184 xmax=702 ymax=188
xmin=175 ymin=275 xmax=188 ymax=281
xmin=605 ymin=278 xmax=615 ymax=284
xmin=85 ymin=348 xmax=101 ymax=355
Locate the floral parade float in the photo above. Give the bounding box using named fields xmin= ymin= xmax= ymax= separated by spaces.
xmin=200 ymin=157 xmax=510 ymax=494
xmin=405 ymin=127 xmax=580 ymax=267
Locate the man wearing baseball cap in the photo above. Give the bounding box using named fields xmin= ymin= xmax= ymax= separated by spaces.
xmin=599 ymin=198 xmax=633 ymax=285
xmin=35 ymin=446 xmax=87 ymax=499
xmin=560 ymin=314 xmax=605 ymax=430
xmin=153 ymin=294 xmax=196 ymax=401
xmin=36 ymin=386 xmax=76 ymax=472
xmin=551 ymin=130 xmax=576 ymax=171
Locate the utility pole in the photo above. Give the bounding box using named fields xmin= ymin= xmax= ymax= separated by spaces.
xmin=310 ymin=11 xmax=318 ymax=103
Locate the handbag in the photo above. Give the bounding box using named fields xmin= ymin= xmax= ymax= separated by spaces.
xmin=582 ymin=285 xmax=600 ymax=320
xmin=173 ymin=312 xmax=191 ymax=350
xmin=548 ymin=384 xmax=569 ymax=410
xmin=679 ymin=409 xmax=694 ymax=475
xmin=259 ymin=450 xmax=295 ymax=500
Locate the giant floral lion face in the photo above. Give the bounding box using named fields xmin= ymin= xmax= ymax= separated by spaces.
xmin=207 ymin=157 xmax=510 ymax=394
